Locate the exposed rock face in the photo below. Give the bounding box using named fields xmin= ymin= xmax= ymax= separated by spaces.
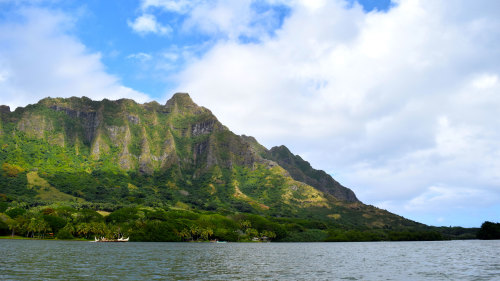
xmin=50 ymin=105 xmax=100 ymax=144
xmin=0 ymin=93 xmax=362 ymax=202
xmin=0 ymin=106 xmax=8 ymax=135
xmin=139 ymin=127 xmax=154 ymax=175
xmin=105 ymin=125 xmax=135 ymax=170
xmin=0 ymin=105 xmax=10 ymax=114
xmin=127 ymin=115 xmax=139 ymax=125
xmin=159 ymin=130 xmax=178 ymax=169
xmin=192 ymin=120 xmax=216 ymax=136
xmin=91 ymin=132 xmax=110 ymax=159
xmin=17 ymin=113 xmax=53 ymax=139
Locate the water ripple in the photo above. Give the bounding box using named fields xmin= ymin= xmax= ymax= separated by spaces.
xmin=0 ymin=240 xmax=499 ymax=280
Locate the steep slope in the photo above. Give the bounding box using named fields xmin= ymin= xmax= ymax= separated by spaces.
xmin=0 ymin=94 xmax=422 ymax=230
xmin=239 ymin=136 xmax=359 ymax=202
xmin=265 ymin=145 xmax=359 ymax=202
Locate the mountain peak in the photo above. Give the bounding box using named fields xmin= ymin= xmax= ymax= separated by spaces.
xmin=165 ymin=92 xmax=210 ymax=116
xmin=0 ymin=105 xmax=10 ymax=114
xmin=166 ymin=92 xmax=194 ymax=106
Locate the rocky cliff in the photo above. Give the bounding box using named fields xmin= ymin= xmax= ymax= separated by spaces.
xmin=0 ymin=94 xmax=419 ymax=229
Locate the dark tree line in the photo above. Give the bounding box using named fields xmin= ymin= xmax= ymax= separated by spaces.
xmin=477 ymin=221 xmax=500 ymax=240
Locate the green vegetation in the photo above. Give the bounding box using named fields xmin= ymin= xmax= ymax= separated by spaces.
xmin=0 ymin=95 xmax=479 ymax=242
xmin=477 ymin=221 xmax=500 ymax=240
xmin=0 ymin=203 xmax=466 ymax=242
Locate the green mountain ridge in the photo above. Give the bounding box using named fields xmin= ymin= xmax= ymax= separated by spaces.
xmin=265 ymin=145 xmax=359 ymax=202
xmin=1 ymin=93 xmax=429 ymax=234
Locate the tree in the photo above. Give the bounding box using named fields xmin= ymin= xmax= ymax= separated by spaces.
xmin=477 ymin=221 xmax=500 ymax=240
xmin=43 ymin=215 xmax=67 ymax=234
xmin=6 ymin=207 xmax=26 ymax=219
xmin=200 ymin=228 xmax=214 ymax=241
xmin=90 ymin=222 xmax=108 ymax=238
xmin=75 ymin=209 xmax=104 ymax=224
xmin=26 ymin=217 xmax=50 ymax=238
xmin=59 ymin=223 xmax=76 ymax=237
xmin=7 ymin=218 xmax=19 ymax=237
xmin=240 ymin=220 xmax=251 ymax=230
xmin=178 ymin=228 xmax=192 ymax=241
xmin=26 ymin=218 xmax=37 ymax=238
xmin=260 ymin=230 xmax=276 ymax=241
xmin=76 ymin=223 xmax=90 ymax=238
xmin=37 ymin=220 xmax=50 ymax=238
xmin=106 ymin=207 xmax=138 ymax=224
xmin=2 ymin=163 xmax=24 ymax=177
xmin=246 ymin=228 xmax=259 ymax=239
xmin=56 ymin=228 xmax=74 ymax=240
xmin=190 ymin=225 xmax=201 ymax=241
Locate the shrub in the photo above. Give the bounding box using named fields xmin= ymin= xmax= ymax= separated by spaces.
xmin=56 ymin=228 xmax=74 ymax=240
xmin=6 ymin=207 xmax=26 ymax=219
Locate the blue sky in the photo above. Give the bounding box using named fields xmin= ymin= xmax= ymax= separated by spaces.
xmin=0 ymin=0 xmax=391 ymax=100
xmin=1 ymin=0 xmax=499 ymax=227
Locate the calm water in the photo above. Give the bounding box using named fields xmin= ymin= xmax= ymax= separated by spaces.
xmin=1 ymin=240 xmax=499 ymax=280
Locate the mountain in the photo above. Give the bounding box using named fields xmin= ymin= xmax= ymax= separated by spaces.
xmin=0 ymin=93 xmax=422 ymax=231
xmin=264 ymin=145 xmax=358 ymax=202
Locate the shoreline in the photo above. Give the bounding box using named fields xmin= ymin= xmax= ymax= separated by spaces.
xmin=0 ymin=235 xmax=90 ymax=241
xmin=1 ymin=235 xmax=482 ymax=242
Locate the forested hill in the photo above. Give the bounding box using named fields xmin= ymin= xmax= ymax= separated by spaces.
xmin=0 ymin=93 xmax=464 ymax=242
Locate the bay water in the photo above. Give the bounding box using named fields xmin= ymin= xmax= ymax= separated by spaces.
xmin=1 ymin=239 xmax=499 ymax=280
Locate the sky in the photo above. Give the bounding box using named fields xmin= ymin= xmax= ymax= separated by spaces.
xmin=0 ymin=0 xmax=499 ymax=227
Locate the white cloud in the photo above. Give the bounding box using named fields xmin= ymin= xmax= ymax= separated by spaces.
xmin=182 ymin=0 xmax=260 ymax=39
xmin=171 ymin=0 xmax=500 ymax=226
xmin=296 ymin=0 xmax=327 ymax=11
xmin=0 ymin=8 xmax=150 ymax=110
xmin=128 ymin=13 xmax=171 ymax=36
xmin=405 ymin=185 xmax=498 ymax=212
xmin=162 ymin=52 xmax=179 ymax=61
xmin=136 ymin=0 xmax=289 ymax=41
xmin=140 ymin=0 xmax=194 ymax=13
xmin=127 ymin=52 xmax=153 ymax=62
xmin=471 ymin=73 xmax=498 ymax=90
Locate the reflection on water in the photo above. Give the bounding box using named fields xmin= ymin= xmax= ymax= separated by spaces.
xmin=1 ymin=240 xmax=499 ymax=280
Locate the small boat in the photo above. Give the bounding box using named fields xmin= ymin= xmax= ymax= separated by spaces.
xmin=92 ymin=236 xmax=129 ymax=242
